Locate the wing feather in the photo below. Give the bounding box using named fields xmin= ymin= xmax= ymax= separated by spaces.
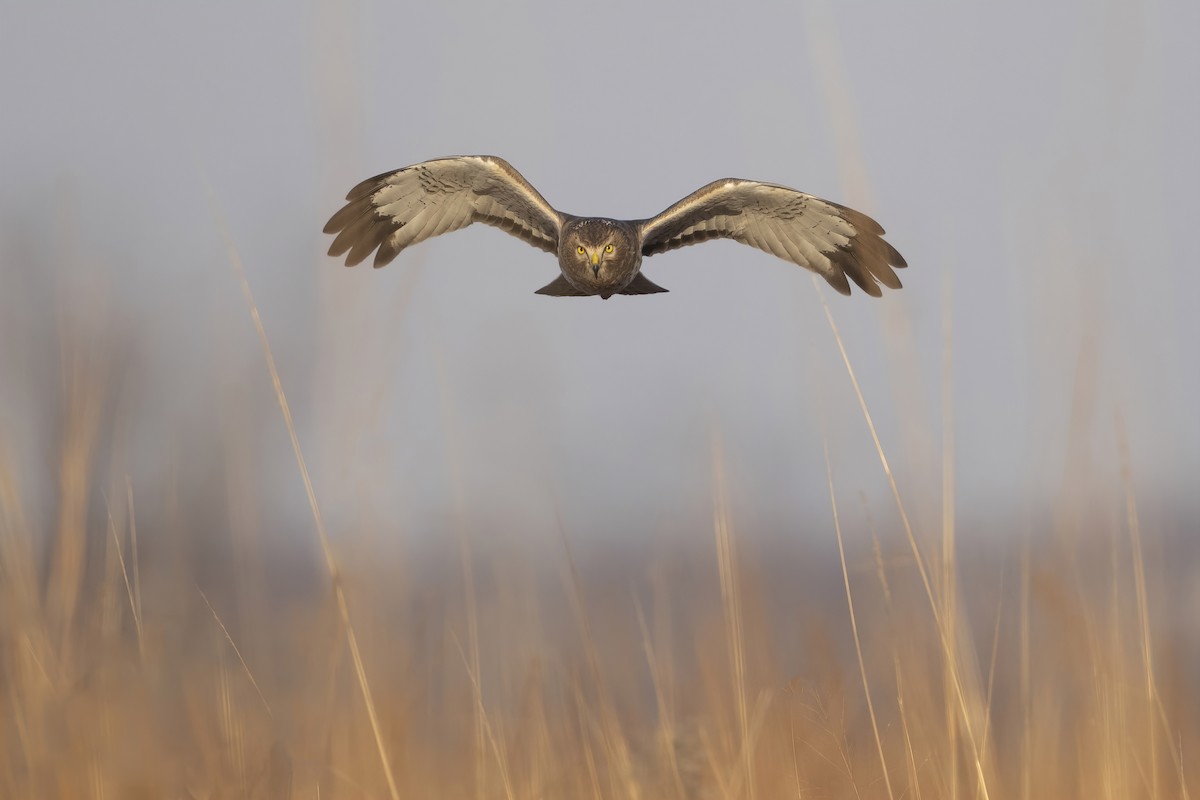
xmin=329 ymin=210 xmax=380 ymax=259
xmin=324 ymin=155 xmax=563 ymax=268
xmin=638 ymin=179 xmax=906 ymax=296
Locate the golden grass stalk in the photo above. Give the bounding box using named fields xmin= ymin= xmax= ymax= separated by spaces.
xmin=823 ymin=439 xmax=895 ymax=800
xmin=206 ymin=184 xmax=401 ymax=800
xmin=711 ymin=429 xmax=755 ymax=800
xmin=814 ymin=277 xmax=993 ymax=800
xmin=197 ymin=586 xmax=273 ymax=719
xmin=1117 ymin=411 xmax=1191 ymax=800
xmin=103 ymin=492 xmax=142 ymax=658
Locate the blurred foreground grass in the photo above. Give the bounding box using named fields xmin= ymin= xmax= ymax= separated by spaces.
xmin=1 ymin=268 xmax=1196 ymax=800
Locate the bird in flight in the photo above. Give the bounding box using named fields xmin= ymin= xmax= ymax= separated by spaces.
xmin=324 ymin=155 xmax=906 ymax=299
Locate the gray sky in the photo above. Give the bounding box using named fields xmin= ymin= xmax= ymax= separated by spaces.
xmin=2 ymin=0 xmax=1197 ymax=548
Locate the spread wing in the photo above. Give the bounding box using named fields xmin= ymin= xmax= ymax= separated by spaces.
xmin=638 ymin=179 xmax=906 ymax=296
xmin=323 ymin=155 xmax=564 ymax=268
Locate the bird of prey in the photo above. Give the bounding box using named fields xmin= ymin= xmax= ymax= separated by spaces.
xmin=324 ymin=155 xmax=906 ymax=299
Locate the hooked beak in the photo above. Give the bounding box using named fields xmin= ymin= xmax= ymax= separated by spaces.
xmin=590 ymin=251 xmax=600 ymax=276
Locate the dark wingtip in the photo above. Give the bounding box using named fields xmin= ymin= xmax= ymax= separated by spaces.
xmin=826 ymin=271 xmax=852 ymax=296
xmin=346 ymin=173 xmax=388 ymax=201
xmin=834 ymin=204 xmax=886 ymax=236
xmin=846 ymin=269 xmax=884 ymax=297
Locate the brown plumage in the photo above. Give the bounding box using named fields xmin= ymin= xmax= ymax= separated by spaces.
xmin=323 ymin=155 xmax=907 ymax=299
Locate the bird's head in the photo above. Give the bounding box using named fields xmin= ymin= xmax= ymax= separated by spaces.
xmin=561 ymin=219 xmax=638 ymax=288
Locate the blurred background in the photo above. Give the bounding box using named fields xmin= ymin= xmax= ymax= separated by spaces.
xmin=4 ymin=0 xmax=1198 ymax=537
xmin=1 ymin=1 xmax=1198 ymax=797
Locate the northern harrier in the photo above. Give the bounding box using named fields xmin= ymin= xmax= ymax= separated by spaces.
xmin=324 ymin=155 xmax=906 ymax=299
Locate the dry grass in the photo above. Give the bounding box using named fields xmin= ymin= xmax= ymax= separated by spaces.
xmin=1 ymin=248 xmax=1196 ymax=800
xmin=1 ymin=146 xmax=1195 ymax=797
xmin=5 ymin=0 xmax=1194 ymax=793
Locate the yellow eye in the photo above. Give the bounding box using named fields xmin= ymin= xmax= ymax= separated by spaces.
xmin=577 ymin=245 xmax=586 ymax=255
xmin=605 ymin=244 xmax=614 ymax=253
